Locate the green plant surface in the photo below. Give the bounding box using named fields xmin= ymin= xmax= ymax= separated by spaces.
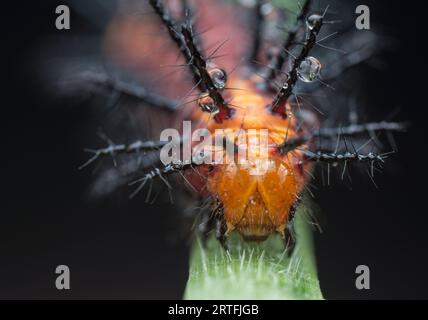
xmin=184 ymin=208 xmax=323 ymax=300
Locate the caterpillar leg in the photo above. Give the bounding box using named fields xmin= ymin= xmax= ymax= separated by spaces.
xmin=284 ymin=222 xmax=296 ymax=257
xmin=215 ymin=212 xmax=229 ymax=251
xmin=283 ymin=201 xmax=299 ymax=256
xmin=197 ymin=201 xmax=229 ymax=251
xmin=197 ymin=206 xmax=216 ymax=247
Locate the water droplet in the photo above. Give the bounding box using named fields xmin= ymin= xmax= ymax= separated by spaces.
xmin=306 ymin=14 xmax=323 ymax=31
xmin=208 ymin=67 xmax=227 ymax=90
xmin=297 ymin=56 xmax=322 ymax=83
xmin=197 ymin=93 xmax=219 ymax=114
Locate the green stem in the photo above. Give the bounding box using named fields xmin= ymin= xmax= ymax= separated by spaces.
xmin=184 ymin=209 xmax=323 ymax=300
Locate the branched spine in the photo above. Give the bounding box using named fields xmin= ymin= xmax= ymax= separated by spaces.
xmin=79 ymin=140 xmax=168 ymax=170
xmin=303 ymin=150 xmax=390 ymax=164
xmin=278 ymin=121 xmax=408 ymax=154
xmin=149 ymin=0 xmax=192 ymax=63
xmin=129 ymin=161 xmax=201 ymax=199
xmin=150 ymin=1 xmax=231 ymax=121
xmin=149 ymin=0 xmax=203 ymax=87
xmin=266 ymin=0 xmax=312 ymax=83
xmin=270 ymin=10 xmax=323 ymax=117
xmin=181 ymin=23 xmax=233 ymax=121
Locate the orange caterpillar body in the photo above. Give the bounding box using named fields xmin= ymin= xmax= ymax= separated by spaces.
xmin=93 ymin=0 xmax=403 ymax=247
xmin=191 ymin=77 xmax=310 ymax=240
xmin=103 ymin=0 xmax=312 ymax=244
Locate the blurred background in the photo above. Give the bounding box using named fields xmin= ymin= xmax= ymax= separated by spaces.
xmin=1 ymin=0 xmax=427 ymax=299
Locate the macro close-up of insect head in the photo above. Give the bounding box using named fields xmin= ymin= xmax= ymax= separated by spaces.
xmin=1 ymin=0 xmax=428 ymax=304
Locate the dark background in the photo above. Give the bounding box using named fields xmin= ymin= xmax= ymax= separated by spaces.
xmin=0 ymin=0 xmax=426 ymax=299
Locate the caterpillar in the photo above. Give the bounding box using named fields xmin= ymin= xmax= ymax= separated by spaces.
xmin=70 ymin=0 xmax=406 ymax=252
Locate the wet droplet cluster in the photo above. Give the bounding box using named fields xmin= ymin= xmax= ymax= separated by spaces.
xmin=198 ymin=64 xmax=228 ymax=114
